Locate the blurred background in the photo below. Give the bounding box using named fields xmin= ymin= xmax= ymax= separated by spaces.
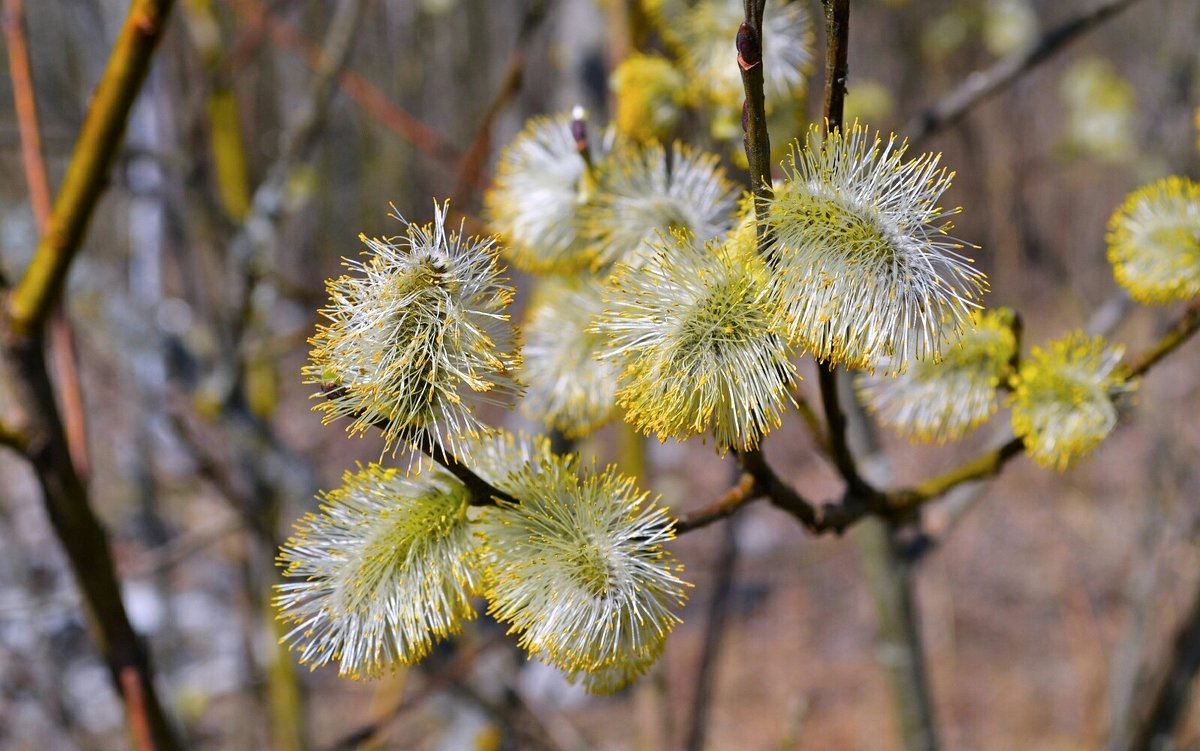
xmin=1 ymin=0 xmax=1199 ymax=749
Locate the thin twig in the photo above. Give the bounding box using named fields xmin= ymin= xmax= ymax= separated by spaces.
xmin=905 ymin=0 xmax=1147 ymax=146
xmin=3 ymin=0 xmax=52 ymax=223
xmin=738 ymin=0 xmax=774 ymax=217
xmin=226 ymin=0 xmax=462 ymax=167
xmin=322 ymin=637 xmax=503 ymax=751
xmin=450 ymin=0 xmax=552 ymax=207
xmin=820 ymin=0 xmax=849 ymax=133
xmin=7 ymin=0 xmax=175 ymax=336
xmin=3 ymin=0 xmax=92 ymax=480
xmin=817 ymin=365 xmax=874 ymax=496
xmin=814 ymin=0 xmax=873 ymax=500
xmin=676 ymin=472 xmax=758 ymax=533
xmin=684 ymin=502 xmax=741 ymax=751
xmin=410 ymin=428 xmax=518 ymax=506
xmin=1123 ymin=298 xmax=1200 ymax=378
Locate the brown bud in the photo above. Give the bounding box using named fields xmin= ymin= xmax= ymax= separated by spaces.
xmin=736 ymin=22 xmax=761 ymax=71
xmin=570 ymin=106 xmax=588 ymax=153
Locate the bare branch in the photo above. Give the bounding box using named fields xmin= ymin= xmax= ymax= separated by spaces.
xmin=905 ymin=0 xmax=1147 ymax=146
xmin=7 ymin=0 xmax=175 ymax=336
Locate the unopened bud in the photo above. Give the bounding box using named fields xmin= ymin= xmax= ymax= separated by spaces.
xmin=736 ymin=22 xmax=761 ymax=71
xmin=570 ymin=105 xmax=588 ymax=153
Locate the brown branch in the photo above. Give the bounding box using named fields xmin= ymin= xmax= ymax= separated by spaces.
xmin=820 ymin=0 xmax=849 ymax=133
xmin=226 ymin=0 xmax=462 ymax=167
xmin=118 ymin=666 xmax=156 ymax=751
xmin=1122 ymin=298 xmax=1200 ymax=379
xmin=5 ymin=0 xmax=92 ymax=480
xmin=1122 ymin=576 xmax=1200 ymax=751
xmin=679 ymin=436 xmax=1027 ymax=537
xmin=0 ymin=2 xmax=181 ymax=748
xmin=409 ymin=428 xmax=518 ymax=507
xmin=812 ymin=0 xmax=875 ymax=500
xmin=739 ymin=0 xmax=774 ymax=215
xmin=3 ymin=333 xmax=182 ymax=751
xmin=905 ymin=0 xmax=1147 ymax=147
xmin=3 ymin=0 xmax=52 ymax=224
xmin=676 ymin=472 xmax=759 ymax=533
xmin=7 ymin=0 xmax=175 ymax=337
xmin=450 ymin=0 xmax=551 ymax=207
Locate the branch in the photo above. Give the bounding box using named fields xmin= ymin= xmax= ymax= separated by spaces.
xmin=675 ymin=472 xmax=758 ymax=533
xmin=450 ymin=0 xmax=551 ymax=206
xmin=227 ymin=0 xmax=462 ymax=167
xmin=813 ymin=0 xmax=875 ymax=499
xmin=678 ymin=437 xmax=1027 ymax=537
xmin=3 ymin=0 xmax=91 ymax=480
xmin=1123 ymin=298 xmax=1200 ymax=379
xmin=820 ymin=0 xmax=849 ymax=133
xmin=1122 ymin=576 xmax=1200 ymax=751
xmin=408 ymin=429 xmax=518 ymax=507
xmin=881 ymin=437 xmax=1026 ymax=512
xmin=3 ymin=0 xmax=52 ymax=224
xmin=905 ymin=0 xmax=1147 ymax=147
xmin=7 ymin=0 xmax=175 ymax=336
xmin=738 ymin=0 xmax=773 ymax=214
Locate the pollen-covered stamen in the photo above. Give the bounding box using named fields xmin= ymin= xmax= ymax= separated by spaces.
xmin=1107 ymin=176 xmax=1200 ymax=304
xmin=304 ymin=199 xmax=521 ymax=459
xmin=477 ymin=456 xmax=688 ymax=694
xmin=1010 ymin=331 xmax=1131 ymax=471
xmin=584 ymin=141 xmax=738 ymax=269
xmin=766 ymin=122 xmax=987 ymax=371
xmin=594 ymin=229 xmax=797 ymax=451
xmin=274 ymin=465 xmax=481 ymax=679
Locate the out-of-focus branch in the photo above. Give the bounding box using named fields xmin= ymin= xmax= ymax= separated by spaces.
xmin=3 ymin=334 xmax=182 ymax=751
xmin=905 ymin=0 xmax=1147 ymax=147
xmin=1123 ymin=298 xmax=1200 ymax=378
xmin=4 ymin=0 xmax=91 ymax=480
xmin=1121 ymin=577 xmax=1200 ymax=751
xmin=3 ymin=0 xmax=52 ymax=223
xmin=450 ymin=0 xmax=551 ymax=206
xmin=684 ymin=502 xmax=741 ymax=751
xmin=7 ymin=0 xmax=175 ymax=336
xmin=0 ymin=2 xmax=181 ymax=748
xmin=227 ymin=0 xmax=462 ymax=167
xmin=676 ymin=472 xmax=757 ymax=533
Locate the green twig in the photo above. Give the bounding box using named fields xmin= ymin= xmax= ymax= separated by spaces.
xmin=7 ymin=0 xmax=175 ymax=336
xmin=1122 ymin=298 xmax=1200 ymax=379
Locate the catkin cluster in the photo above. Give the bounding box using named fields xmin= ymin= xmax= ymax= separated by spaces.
xmin=277 ymin=6 xmax=1200 ymax=691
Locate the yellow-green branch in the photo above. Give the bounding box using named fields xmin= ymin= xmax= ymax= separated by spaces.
xmin=1123 ymin=298 xmax=1200 ymax=379
xmin=7 ymin=0 xmax=174 ymax=336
